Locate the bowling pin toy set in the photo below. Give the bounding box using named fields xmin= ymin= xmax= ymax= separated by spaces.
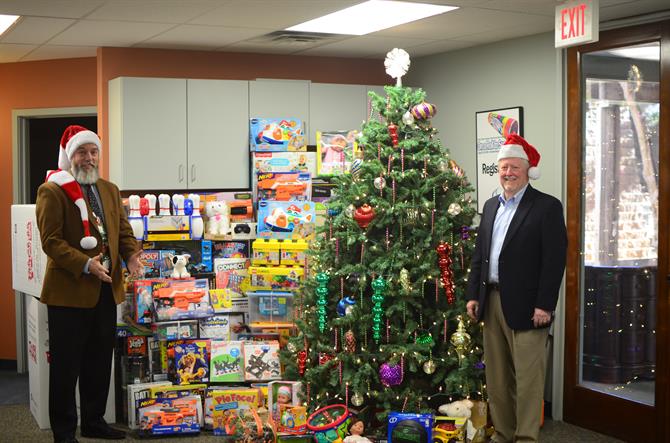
xmin=128 ymin=193 xmax=204 ymax=241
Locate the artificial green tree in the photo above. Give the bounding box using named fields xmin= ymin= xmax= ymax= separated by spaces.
xmin=282 ymin=51 xmax=484 ymax=422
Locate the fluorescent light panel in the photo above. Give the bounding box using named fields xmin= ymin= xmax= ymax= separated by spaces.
xmin=287 ymin=0 xmax=458 ymax=36
xmin=0 ymin=14 xmax=20 ymax=36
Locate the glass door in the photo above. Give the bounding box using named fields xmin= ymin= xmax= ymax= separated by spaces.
xmin=564 ymin=20 xmax=669 ymax=443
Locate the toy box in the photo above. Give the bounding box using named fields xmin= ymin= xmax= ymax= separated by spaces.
xmin=125 ymin=381 xmax=172 ymax=429
xmin=151 ymin=320 xmax=199 ymax=340
xmin=243 ymin=341 xmax=281 ymax=381
xmin=149 ymin=383 xmax=207 ymax=400
xmin=152 ymin=279 xmax=213 ymax=321
xmin=248 ymin=267 xmax=303 ymax=292
xmin=252 ymin=239 xmax=281 ymax=265
xmin=253 ymin=151 xmax=317 ymax=176
xmin=433 ymin=416 xmax=466 ymax=443
xmin=306 ymin=404 xmax=352 ymax=443
xmin=210 ymin=340 xmax=244 ymax=382
xmin=280 ymin=239 xmax=308 ymax=266
xmin=247 ymin=292 xmax=295 ymax=327
xmin=144 ymin=240 xmax=213 ymax=275
xmin=137 ymin=395 xmax=201 ymax=436
xmin=316 ymin=130 xmax=359 ymax=176
xmin=139 ymin=250 xmax=162 ymax=278
xmin=250 ymin=118 xmax=305 ymax=152
xmin=133 ymin=279 xmax=156 ymax=324
xmin=278 ymin=405 xmax=307 ymax=434
xmin=387 ymin=412 xmax=433 ymax=443
xmin=211 ymin=388 xmax=263 ymax=436
xmin=257 ymin=171 xmax=311 ymax=201
xmin=145 ymin=215 xmax=191 ymax=241
xmin=257 ymin=201 xmax=315 ymax=240
xmin=209 ymin=289 xmax=250 ymax=317
xmin=168 ymin=339 xmax=211 ymax=385
xmin=212 ymin=241 xmax=249 ymax=259
xmin=311 ymin=178 xmax=336 ymax=203
xmin=268 ymin=381 xmax=303 ymax=421
xmin=199 ymin=313 xmax=244 ymax=339
xmin=214 ymin=257 xmax=250 ymax=297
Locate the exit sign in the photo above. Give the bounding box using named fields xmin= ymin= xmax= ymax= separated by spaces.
xmin=555 ymin=0 xmax=599 ymax=48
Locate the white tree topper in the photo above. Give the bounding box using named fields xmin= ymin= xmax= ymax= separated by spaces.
xmin=384 ymin=48 xmax=411 ymax=86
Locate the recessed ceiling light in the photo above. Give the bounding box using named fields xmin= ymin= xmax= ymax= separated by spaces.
xmin=286 ymin=0 xmax=458 ymax=36
xmin=0 ymin=14 xmax=20 ymax=37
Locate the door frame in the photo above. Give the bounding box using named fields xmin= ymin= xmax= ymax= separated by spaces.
xmin=11 ymin=106 xmax=96 ymax=374
xmin=563 ymin=20 xmax=669 ymax=442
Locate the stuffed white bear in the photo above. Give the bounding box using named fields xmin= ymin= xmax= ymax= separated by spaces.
xmin=170 ymin=254 xmax=191 ymax=279
xmin=206 ymin=201 xmax=230 ymax=236
xmin=438 ymin=399 xmax=476 ymax=439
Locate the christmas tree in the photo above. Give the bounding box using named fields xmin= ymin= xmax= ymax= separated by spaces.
xmin=282 ymin=49 xmax=484 ymax=423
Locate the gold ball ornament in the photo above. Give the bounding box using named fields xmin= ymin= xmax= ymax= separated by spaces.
xmin=448 ymin=203 xmax=462 ymax=216
xmin=351 ymin=392 xmax=364 ymax=406
xmin=450 ymin=317 xmax=472 ymax=361
xmin=423 ymin=360 xmax=437 ymax=374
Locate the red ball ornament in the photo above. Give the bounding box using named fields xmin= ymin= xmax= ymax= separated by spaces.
xmin=353 ymin=204 xmax=376 ymax=229
xmin=388 ymin=124 xmax=399 ymax=147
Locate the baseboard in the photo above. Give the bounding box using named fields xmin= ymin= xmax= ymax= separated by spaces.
xmin=0 ymin=359 xmax=18 ymax=371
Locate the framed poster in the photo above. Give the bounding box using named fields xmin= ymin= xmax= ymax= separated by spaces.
xmin=475 ymin=106 xmax=523 ymax=212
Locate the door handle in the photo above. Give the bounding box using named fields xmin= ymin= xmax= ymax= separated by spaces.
xmin=179 ymin=164 xmax=184 ymax=182
xmin=191 ymin=164 xmax=196 ymax=182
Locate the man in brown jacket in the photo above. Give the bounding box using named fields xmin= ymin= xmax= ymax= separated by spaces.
xmin=36 ymin=125 xmax=142 ymax=443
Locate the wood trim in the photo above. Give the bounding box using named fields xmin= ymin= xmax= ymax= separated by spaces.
xmin=563 ymin=19 xmax=670 ymax=443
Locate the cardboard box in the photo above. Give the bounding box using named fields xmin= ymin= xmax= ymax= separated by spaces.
xmin=11 ymin=205 xmax=47 ymax=297
xmin=26 ymin=295 xmax=115 ymax=429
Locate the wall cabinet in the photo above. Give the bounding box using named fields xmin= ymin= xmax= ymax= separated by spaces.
xmin=108 ymin=77 xmax=249 ymax=190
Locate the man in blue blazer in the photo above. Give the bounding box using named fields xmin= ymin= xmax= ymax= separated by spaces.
xmin=466 ymin=134 xmax=567 ymax=443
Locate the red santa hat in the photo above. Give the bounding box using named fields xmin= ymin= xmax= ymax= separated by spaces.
xmin=496 ymin=134 xmax=541 ymax=180
xmin=58 ymin=124 xmax=101 ymax=171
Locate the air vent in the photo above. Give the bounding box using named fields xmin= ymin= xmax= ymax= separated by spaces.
xmin=251 ymin=30 xmax=341 ymax=46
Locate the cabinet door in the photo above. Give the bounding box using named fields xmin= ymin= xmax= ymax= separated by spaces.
xmin=108 ymin=77 xmax=187 ymax=190
xmin=310 ymin=83 xmax=367 ymax=137
xmin=249 ymin=79 xmax=310 ymax=142
xmin=187 ymin=79 xmax=249 ymax=189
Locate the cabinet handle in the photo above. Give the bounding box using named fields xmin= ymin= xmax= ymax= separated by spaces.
xmin=191 ymin=164 xmax=196 ymax=182
xmin=179 ymin=164 xmax=184 ymax=182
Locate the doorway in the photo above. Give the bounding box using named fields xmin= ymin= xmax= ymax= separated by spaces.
xmin=563 ymin=20 xmax=669 ymax=442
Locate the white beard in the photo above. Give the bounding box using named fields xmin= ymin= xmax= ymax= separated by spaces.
xmin=71 ymin=164 xmax=99 ymax=185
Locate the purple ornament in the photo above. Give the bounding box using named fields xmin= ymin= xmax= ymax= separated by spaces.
xmin=460 ymin=226 xmax=471 ymax=240
xmin=379 ymin=363 xmax=403 ymax=387
xmin=474 ymin=361 xmax=485 ymax=370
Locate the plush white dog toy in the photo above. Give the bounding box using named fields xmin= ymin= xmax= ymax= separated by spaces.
xmin=170 ymin=254 xmax=191 ymax=279
xmin=206 ymin=201 xmax=230 ymax=236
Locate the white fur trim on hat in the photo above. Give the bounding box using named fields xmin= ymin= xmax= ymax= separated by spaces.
xmin=528 ymin=166 xmax=541 ymax=180
xmin=496 ymin=144 xmax=528 ymax=162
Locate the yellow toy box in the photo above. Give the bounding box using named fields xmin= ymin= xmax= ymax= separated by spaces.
xmin=252 ymin=239 xmax=281 ymax=266
xmin=280 ymin=239 xmax=308 ymax=266
xmin=248 ymin=266 xmax=304 ymax=291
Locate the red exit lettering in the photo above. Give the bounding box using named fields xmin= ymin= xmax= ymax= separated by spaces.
xmin=561 ymin=3 xmax=587 ymax=40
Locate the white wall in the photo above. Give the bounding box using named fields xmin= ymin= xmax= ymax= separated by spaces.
xmin=407 ymin=32 xmax=562 ymax=202
xmin=408 ymin=32 xmax=567 ymax=419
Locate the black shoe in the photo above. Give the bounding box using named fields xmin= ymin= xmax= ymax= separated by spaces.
xmin=80 ymin=423 xmax=126 ymax=440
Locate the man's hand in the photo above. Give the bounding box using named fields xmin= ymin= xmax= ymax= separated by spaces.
xmin=466 ymin=300 xmax=479 ymax=322
xmin=126 ymin=250 xmax=143 ymax=279
xmin=89 ymin=253 xmax=112 ymax=283
xmin=532 ymin=308 xmax=552 ymax=328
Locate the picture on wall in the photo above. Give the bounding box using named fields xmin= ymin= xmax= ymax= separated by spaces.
xmin=475 ymin=106 xmax=523 ymax=213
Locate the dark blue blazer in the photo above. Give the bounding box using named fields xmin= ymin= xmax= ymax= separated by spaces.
xmin=466 ymin=185 xmax=567 ymax=330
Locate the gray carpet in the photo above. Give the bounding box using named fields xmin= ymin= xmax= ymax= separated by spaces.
xmin=0 ymin=371 xmax=622 ymax=442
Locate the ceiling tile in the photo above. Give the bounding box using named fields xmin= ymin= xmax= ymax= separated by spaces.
xmin=138 ymin=24 xmax=268 ymax=49
xmin=453 ymin=19 xmax=554 ymax=43
xmin=48 ymin=20 xmax=175 ymax=46
xmin=297 ymin=35 xmax=434 ymax=58
xmin=0 ymin=43 xmax=36 ymax=62
xmin=217 ymin=42 xmax=302 ymax=55
xmin=86 ymin=0 xmax=221 ymax=23
xmin=20 ymin=45 xmax=97 ymax=61
xmin=1 ymin=17 xmax=75 ymax=45
xmin=189 ymin=0 xmax=359 ymax=29
xmin=409 ymin=39 xmax=479 ymax=57
xmin=600 ymin=0 xmax=670 ymax=21
xmin=0 ymin=0 xmax=104 ymax=18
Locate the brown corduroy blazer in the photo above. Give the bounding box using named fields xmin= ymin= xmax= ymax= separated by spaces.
xmin=35 ymin=177 xmax=139 ymax=307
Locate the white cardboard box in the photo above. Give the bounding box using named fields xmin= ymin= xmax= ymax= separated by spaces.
xmin=11 ymin=204 xmax=47 ymax=297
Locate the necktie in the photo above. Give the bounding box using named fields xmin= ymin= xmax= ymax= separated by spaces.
xmin=85 ymin=184 xmax=104 ymax=226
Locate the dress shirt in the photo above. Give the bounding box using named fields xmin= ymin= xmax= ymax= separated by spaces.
xmin=488 ymin=184 xmax=528 ymax=283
